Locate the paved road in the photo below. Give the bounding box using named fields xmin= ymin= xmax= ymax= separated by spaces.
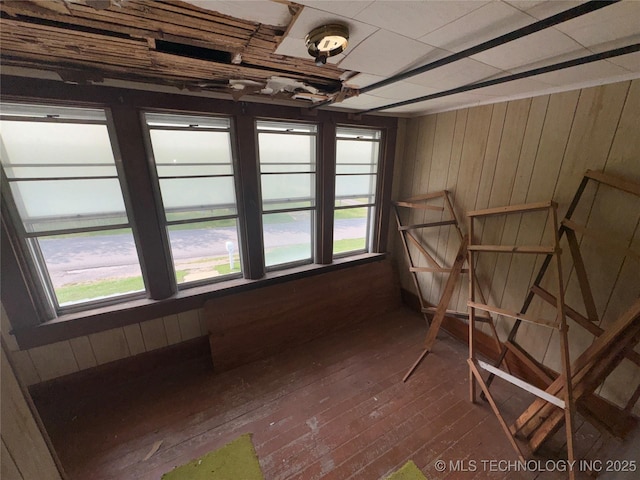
xmin=40 ymin=218 xmax=367 ymax=287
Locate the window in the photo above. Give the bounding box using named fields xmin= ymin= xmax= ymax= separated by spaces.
xmin=0 ymin=104 xmax=145 ymax=311
xmin=334 ymin=127 xmax=381 ymax=257
xmin=144 ymin=113 xmax=241 ymax=285
xmin=257 ymin=121 xmax=317 ymax=268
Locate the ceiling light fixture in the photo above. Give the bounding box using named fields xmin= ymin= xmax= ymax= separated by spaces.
xmin=305 ymin=24 xmax=349 ymax=66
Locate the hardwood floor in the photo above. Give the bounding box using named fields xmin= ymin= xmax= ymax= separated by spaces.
xmin=33 ymin=307 xmax=624 ymax=480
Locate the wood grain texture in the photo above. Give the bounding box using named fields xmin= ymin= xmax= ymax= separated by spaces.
xmin=205 ymin=259 xmax=401 ymax=371
xmin=1 ymin=344 xmax=62 ymax=480
xmin=394 ymin=79 xmax=640 ymax=416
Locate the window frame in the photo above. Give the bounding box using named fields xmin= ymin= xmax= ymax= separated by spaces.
xmin=142 ymin=110 xmax=244 ymax=289
xmin=0 ymin=77 xmax=397 ymax=350
xmin=0 ymin=104 xmax=149 ymax=316
xmin=333 ymin=125 xmax=383 ymax=259
xmin=256 ymin=119 xmax=320 ymax=271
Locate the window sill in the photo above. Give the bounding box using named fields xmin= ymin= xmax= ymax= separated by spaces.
xmin=13 ymin=253 xmax=387 ymax=349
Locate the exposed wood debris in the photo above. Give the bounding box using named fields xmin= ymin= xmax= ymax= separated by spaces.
xmin=0 ymin=0 xmax=345 ymax=102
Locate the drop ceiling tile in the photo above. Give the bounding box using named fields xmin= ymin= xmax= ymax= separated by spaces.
xmin=338 ymin=29 xmax=437 ymax=76
xmin=183 ymin=0 xmax=292 ymax=27
xmin=471 ymin=28 xmax=587 ymax=70
xmin=607 ymin=51 xmax=640 ymax=73
xmin=383 ymin=92 xmax=498 ymax=115
xmin=419 ymin=1 xmax=534 ymax=53
xmin=369 ymin=82 xmax=440 ymax=100
xmin=553 ymin=1 xmax=640 ymax=49
xmin=353 ymin=0 xmax=488 ymax=40
xmin=523 ymin=1 xmax=589 ymax=20
xmin=504 ymin=1 xmax=547 ymax=13
xmin=343 ymin=73 xmax=439 ymax=100
xmin=295 ymin=1 xmax=374 ymax=19
xmin=275 ymin=6 xmax=378 ymax=59
xmin=533 ymin=60 xmax=634 ymax=86
xmin=405 ymin=58 xmax=503 ymax=89
xmin=471 ymin=76 xmax=555 ymax=96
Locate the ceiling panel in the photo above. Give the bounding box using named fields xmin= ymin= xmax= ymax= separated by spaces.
xmin=471 ymin=27 xmax=587 ymax=70
xmin=533 ymin=61 xmax=634 ymax=86
xmin=274 ymin=5 xmax=378 ymax=60
xmin=2 ymin=0 xmax=638 ymax=117
xmin=183 ymin=0 xmax=292 ymax=27
xmin=353 ymin=0 xmax=488 ymax=40
xmin=383 ymin=91 xmax=499 ymax=114
xmin=607 ymin=51 xmax=640 ymax=73
xmin=405 ymin=58 xmax=503 ymax=89
xmin=552 ymin=1 xmax=640 ymax=49
xmin=294 ymin=0 xmax=374 ymax=19
xmin=338 ymin=29 xmax=437 ymax=76
xmin=419 ymin=1 xmax=534 ymax=52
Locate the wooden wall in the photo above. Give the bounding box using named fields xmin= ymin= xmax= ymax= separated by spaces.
xmin=1 ymin=303 xmax=207 ymax=386
xmin=392 ymin=79 xmax=640 ymax=415
xmin=1 ymin=341 xmax=63 ymax=479
xmin=205 ymin=259 xmax=401 ymax=371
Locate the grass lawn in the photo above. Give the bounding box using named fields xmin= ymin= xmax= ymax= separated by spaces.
xmin=56 ymin=237 xmax=366 ymax=304
xmin=56 ymin=271 xmax=187 ymax=305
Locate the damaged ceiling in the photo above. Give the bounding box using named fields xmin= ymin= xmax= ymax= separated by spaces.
xmin=1 ymin=0 xmax=639 ymax=115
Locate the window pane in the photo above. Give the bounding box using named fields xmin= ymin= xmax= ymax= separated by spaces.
xmin=336 ymin=140 xmax=379 ymax=165
xmin=0 ymin=121 xmax=116 ymax=166
xmin=159 ymin=177 xmax=237 ymax=219
xmin=263 ymin=211 xmax=312 ymax=267
xmin=258 ymin=133 xmax=315 ymax=166
xmin=5 ymin=165 xmax=117 ymax=179
xmin=37 ymin=229 xmax=144 ymax=307
xmin=335 ymin=175 xmax=377 ymax=200
xmin=333 ymin=207 xmax=371 ymax=255
xmin=149 ymin=130 xmax=233 ymax=165
xmin=167 ymin=220 xmax=241 ymax=284
xmin=261 ymin=173 xmax=315 ymax=211
xmin=10 ymin=179 xmax=128 ymax=232
xmin=156 ymin=164 xmax=233 ymax=176
xmin=334 ymin=128 xmax=381 ymax=258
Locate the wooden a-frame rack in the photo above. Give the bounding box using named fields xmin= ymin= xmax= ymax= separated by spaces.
xmin=394 ymin=190 xmax=500 ymax=382
xmin=467 ymin=200 xmax=577 ymax=477
xmin=481 ymin=170 xmax=640 ymax=444
xmin=467 ymin=171 xmax=640 ymax=477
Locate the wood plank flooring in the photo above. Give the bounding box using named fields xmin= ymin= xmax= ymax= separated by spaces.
xmin=33 ymin=307 xmax=628 ymax=479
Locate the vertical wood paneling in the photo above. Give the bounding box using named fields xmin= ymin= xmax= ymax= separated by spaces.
xmin=9 ymin=350 xmax=40 ymax=386
xmin=178 ymin=309 xmax=201 ymax=341
xmin=446 ymin=105 xmax=493 ymax=313
xmin=423 ymin=111 xmax=457 ymax=302
xmin=88 ymin=328 xmax=130 ymax=365
xmin=1 ymin=346 xmax=62 ymax=480
xmin=28 ymin=340 xmax=79 ymax=382
xmin=394 ymin=79 xmax=640 ymax=414
xmin=140 ymin=317 xmax=168 ymax=351
xmin=1 ymin=438 xmax=22 ymax=480
xmin=123 ymin=323 xmax=146 ymax=356
xmin=163 ymin=314 xmax=182 ymax=345
xmin=69 ymin=336 xmax=98 ymax=370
